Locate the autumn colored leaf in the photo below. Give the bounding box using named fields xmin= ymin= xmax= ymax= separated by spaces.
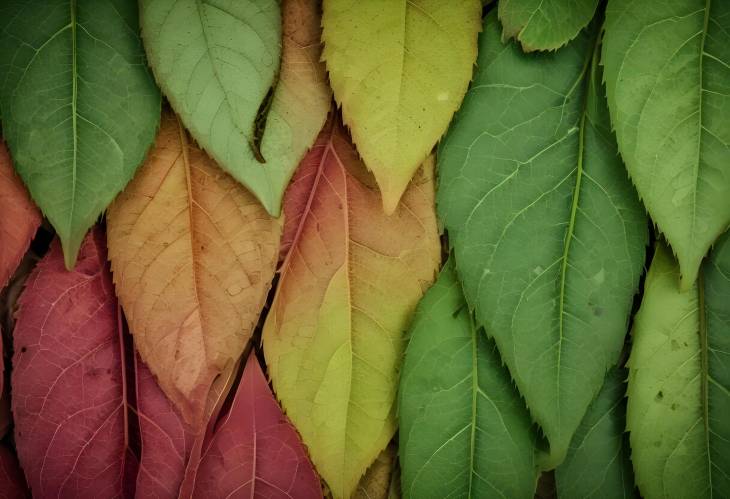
xmin=12 ymin=229 xmax=128 ymax=498
xmin=0 ymin=0 xmax=161 ymax=268
xmin=140 ymin=0 xmax=295 ymax=216
xmin=264 ymin=116 xmax=441 ymax=498
xmin=134 ymin=356 xmax=194 ymax=498
xmin=321 ymin=0 xmax=481 ymax=213
xmin=107 ymin=111 xmax=280 ymax=428
xmin=0 ymin=142 xmax=40 ymax=290
xmin=353 ymin=444 xmax=399 ymax=499
xmin=193 ymin=352 xmax=321 ymax=498
xmin=0 ymin=445 xmax=29 ymax=499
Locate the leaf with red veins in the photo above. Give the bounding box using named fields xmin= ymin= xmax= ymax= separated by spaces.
xmin=11 ymin=228 xmax=127 ymax=498
xmin=0 ymin=444 xmax=29 ymax=499
xmin=193 ymin=352 xmax=322 ymax=499
xmin=134 ymin=355 xmax=194 ymax=498
xmin=0 ymin=141 xmax=40 ymax=289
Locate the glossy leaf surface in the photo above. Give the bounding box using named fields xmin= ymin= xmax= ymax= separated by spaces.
xmin=264 ymin=117 xmax=441 ymax=498
xmin=107 ymin=112 xmax=280 ymax=427
xmin=322 ymin=0 xmax=481 ymax=213
xmin=399 ymin=260 xmax=539 ymax=498
xmin=0 ymin=0 xmax=161 ymax=268
xmin=437 ymin=13 xmax=647 ymax=465
xmin=602 ymin=0 xmax=730 ymax=286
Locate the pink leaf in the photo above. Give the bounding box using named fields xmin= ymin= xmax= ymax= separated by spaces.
xmin=0 ymin=444 xmax=29 ymax=499
xmin=134 ymin=355 xmax=194 ymax=498
xmin=12 ymin=228 xmax=126 ymax=498
xmin=193 ymin=352 xmax=322 ymax=499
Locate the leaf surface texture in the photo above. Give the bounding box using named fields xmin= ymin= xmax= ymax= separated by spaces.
xmin=437 ymin=12 xmax=648 ymax=465
xmin=627 ymin=241 xmax=730 ymax=498
xmin=399 ymin=260 xmax=540 ymax=498
xmin=140 ymin=0 xmax=292 ymax=215
xmin=602 ymin=0 xmax=730 ymax=286
xmin=107 ymin=112 xmax=280 ymax=427
xmin=322 ymin=0 xmax=481 ymax=213
xmin=0 ymin=0 xmax=161 ymax=268
xmin=264 ymin=116 xmax=441 ymax=498
xmin=353 ymin=444 xmax=399 ymax=499
xmin=0 ymin=445 xmax=29 ymax=499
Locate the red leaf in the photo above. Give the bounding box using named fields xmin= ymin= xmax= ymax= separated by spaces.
xmin=12 ymin=229 xmax=127 ymax=498
xmin=193 ymin=352 xmax=322 ymax=499
xmin=0 ymin=444 xmax=29 ymax=499
xmin=134 ymin=355 xmax=194 ymax=498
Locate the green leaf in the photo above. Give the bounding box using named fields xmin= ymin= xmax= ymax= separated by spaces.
xmin=437 ymin=11 xmax=648 ymax=467
xmin=627 ymin=240 xmax=730 ymax=498
xmin=0 ymin=0 xmax=161 ymax=269
xmin=602 ymin=0 xmax=730 ymax=288
xmin=498 ymin=0 xmax=599 ymax=51
xmin=555 ymin=367 xmax=637 ymax=499
xmin=322 ymin=0 xmax=482 ymax=214
xmin=139 ymin=0 xmax=286 ymax=215
xmin=399 ymin=260 xmax=540 ymax=499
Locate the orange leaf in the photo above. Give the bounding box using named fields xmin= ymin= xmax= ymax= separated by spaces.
xmin=265 ymin=116 xmax=440 ymax=498
xmin=107 ymin=112 xmax=280 ymax=428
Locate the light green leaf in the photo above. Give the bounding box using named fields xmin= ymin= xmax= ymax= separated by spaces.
xmin=556 ymin=367 xmax=637 ymax=499
xmin=139 ymin=0 xmax=290 ymax=215
xmin=399 ymin=260 xmax=540 ymax=499
xmin=498 ymin=0 xmax=599 ymax=51
xmin=0 ymin=0 xmax=161 ymax=268
xmin=627 ymin=241 xmax=730 ymax=498
xmin=437 ymin=11 xmax=648 ymax=467
xmin=322 ymin=0 xmax=481 ymax=214
xmin=602 ymin=0 xmax=730 ymax=288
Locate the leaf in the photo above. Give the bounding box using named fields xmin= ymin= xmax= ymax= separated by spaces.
xmin=555 ymin=367 xmax=636 ymax=499
xmin=139 ymin=0 xmax=294 ymax=216
xmin=12 ymin=228 xmax=127 ymax=498
xmin=263 ymin=116 xmax=441 ymax=499
xmin=498 ymin=0 xmax=600 ymax=51
xmin=601 ymin=0 xmax=730 ymax=287
xmin=0 ymin=142 xmax=40 ymax=290
xmin=626 ymin=240 xmax=730 ymax=498
xmin=321 ymin=0 xmax=481 ymax=214
xmin=193 ymin=352 xmax=322 ymax=498
xmin=107 ymin=111 xmax=280 ymax=428
xmin=0 ymin=445 xmax=29 ymax=499
xmin=437 ymin=12 xmax=648 ymax=466
xmin=0 ymin=0 xmax=161 ymax=269
xmin=399 ymin=260 xmax=540 ymax=499
xmin=134 ymin=356 xmax=194 ymax=498
xmin=353 ymin=444 xmax=399 ymax=499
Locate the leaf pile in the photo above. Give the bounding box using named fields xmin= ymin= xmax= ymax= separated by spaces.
xmin=0 ymin=0 xmax=728 ymax=498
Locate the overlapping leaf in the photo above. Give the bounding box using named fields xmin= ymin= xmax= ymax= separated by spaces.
xmin=0 ymin=445 xmax=28 ymax=499
xmin=555 ymin=367 xmax=636 ymax=498
xmin=602 ymin=0 xmax=730 ymax=287
xmin=0 ymin=0 xmax=160 ymax=268
xmin=499 ymin=0 xmax=600 ymax=51
xmin=193 ymin=352 xmax=322 ymax=499
xmin=107 ymin=111 xmax=280 ymax=427
xmin=321 ymin=0 xmax=481 ymax=213
xmin=264 ymin=116 xmax=441 ymax=498
xmin=12 ymin=229 xmax=127 ymax=497
xmin=627 ymin=241 xmax=730 ymax=498
xmin=354 ymin=444 xmax=399 ymax=499
xmin=437 ymin=12 xmax=648 ymax=466
xmin=140 ymin=0 xmax=299 ymax=216
xmin=399 ymin=260 xmax=540 ymax=498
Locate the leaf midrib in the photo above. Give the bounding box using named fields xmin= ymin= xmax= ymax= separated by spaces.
xmin=69 ymin=0 xmax=78 ymax=241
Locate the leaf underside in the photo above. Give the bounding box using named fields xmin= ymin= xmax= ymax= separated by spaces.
xmin=264 ymin=116 xmax=440 ymax=499
xmin=399 ymin=260 xmax=540 ymax=499
xmin=602 ymin=0 xmax=730 ymax=287
xmin=627 ymin=240 xmax=730 ymax=498
xmin=437 ymin=10 xmax=647 ymax=466
xmin=0 ymin=0 xmax=161 ymax=268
